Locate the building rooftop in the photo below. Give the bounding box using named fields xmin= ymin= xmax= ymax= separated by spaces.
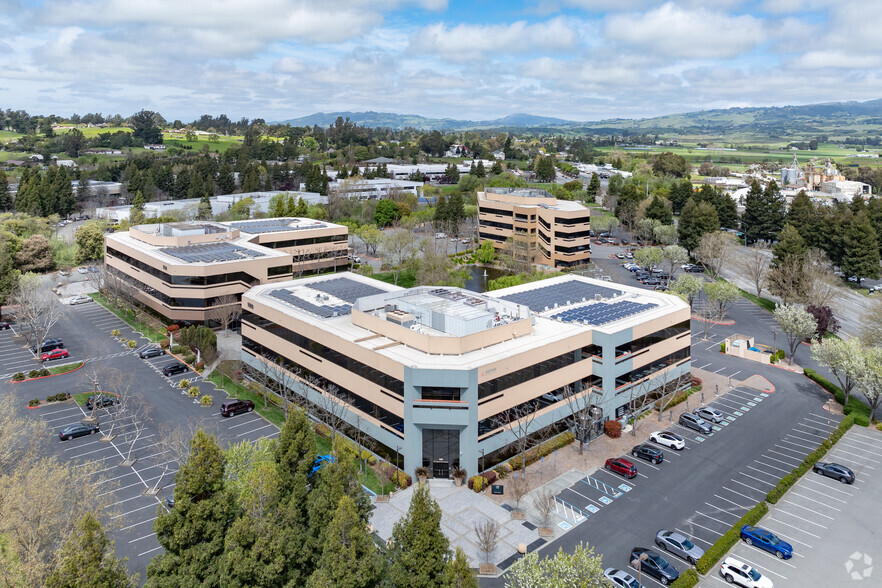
xmin=227 ymin=218 xmax=330 ymax=234
xmin=485 ymin=187 xmax=554 ymax=199
xmin=498 ymin=280 xmax=623 ymax=312
xmin=160 ymin=242 xmax=267 ymax=263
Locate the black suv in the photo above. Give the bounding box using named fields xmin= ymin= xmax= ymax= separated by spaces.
xmin=0 ymin=321 xmax=10 ymax=330
xmin=162 ymin=362 xmax=188 ymax=376
xmin=631 ymin=444 xmax=664 ymax=464
xmin=31 ymin=338 xmax=64 ymax=354
xmin=86 ymin=395 xmax=117 ymax=410
xmin=220 ymin=399 xmax=255 ymax=417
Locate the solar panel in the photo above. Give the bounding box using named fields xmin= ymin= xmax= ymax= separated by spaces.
xmin=160 ymin=242 xmax=267 ymax=263
xmin=310 ymin=277 xmax=386 ymax=303
xmin=231 ymin=219 xmax=328 ymax=234
xmin=269 ymin=289 xmax=336 ymax=318
xmin=551 ymin=301 xmax=658 ymax=326
xmin=498 ymin=280 xmax=623 ymax=312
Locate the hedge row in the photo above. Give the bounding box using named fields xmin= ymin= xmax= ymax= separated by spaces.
xmin=803 ymin=368 xmax=845 ymax=404
xmin=804 ymin=369 xmax=871 ymax=426
xmin=695 ymin=502 xmax=768 ymax=575
xmin=670 ymin=568 xmax=699 ymax=588
xmin=766 ymin=414 xmax=855 ymax=504
xmin=508 ymin=432 xmax=575 ymax=471
xmin=468 ymin=469 xmax=499 ymax=492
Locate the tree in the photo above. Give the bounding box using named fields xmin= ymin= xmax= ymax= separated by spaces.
xmin=45 ymin=513 xmax=135 ymax=588
xmin=197 ymin=193 xmax=212 ymax=220
xmin=147 ymin=430 xmax=234 ymax=587
xmin=786 ymin=190 xmax=817 ymax=240
xmin=473 ymin=518 xmax=501 ymax=567
xmin=840 ymin=211 xmax=881 ymax=281
xmin=652 ymin=151 xmax=689 ymax=177
xmin=307 ymin=495 xmax=384 ymax=588
xmin=773 ymin=304 xmax=817 ymax=365
xmin=742 ymin=180 xmax=786 ymax=243
xmin=444 ymin=163 xmax=460 ymax=184
xmin=0 ymin=170 xmax=12 ymax=211
xmin=700 ymin=280 xmax=740 ymax=339
xmin=645 ymin=195 xmax=673 ymax=224
xmin=505 ymin=543 xmax=607 ymax=588
xmin=205 ymin=294 xmax=240 ymax=333
xmin=355 ymin=224 xmax=383 ymax=256
xmin=653 ymin=223 xmax=678 ymax=246
xmin=668 ymin=178 xmax=693 ymax=213
xmin=677 ymin=198 xmax=719 ymax=253
xmin=811 ymin=337 xmax=862 ymax=403
xmin=853 ymin=346 xmax=882 ymax=422
xmin=440 ymin=547 xmax=478 ymax=588
xmin=388 ymin=483 xmax=451 ymax=588
xmin=633 ymin=247 xmax=662 ymax=276
xmin=695 ymin=231 xmax=734 ymax=279
xmin=11 ymin=272 xmax=64 ymax=350
xmin=660 ymin=245 xmax=688 ymax=280
xmin=535 ymin=156 xmax=556 ymax=182
xmin=13 ymin=234 xmax=54 ymax=272
xmin=476 ymin=239 xmax=496 ymax=264
xmin=63 ymin=128 xmax=86 ymax=158
xmin=380 ymin=229 xmax=416 ymax=286
xmin=130 ymin=110 xmax=163 ymax=144
xmin=806 ymin=305 xmax=839 ymax=339
xmin=668 ymin=273 xmax=703 ymax=308
xmin=768 ymin=224 xmax=808 ymax=304
xmin=417 ymin=238 xmax=460 ymax=286
xmin=586 ymin=173 xmax=600 ymax=202
xmin=74 ymin=221 xmax=106 ymax=264
xmin=743 ymin=243 xmax=770 ymax=298
xmin=374 ymin=199 xmax=400 ymax=227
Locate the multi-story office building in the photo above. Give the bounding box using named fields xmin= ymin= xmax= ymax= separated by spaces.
xmin=477 ymin=187 xmax=592 ymax=269
xmin=241 ymin=273 xmax=690 ymax=478
xmin=104 ymin=218 xmax=348 ymax=325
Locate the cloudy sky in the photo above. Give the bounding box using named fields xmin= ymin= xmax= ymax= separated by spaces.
xmin=0 ymin=0 xmax=879 ymax=123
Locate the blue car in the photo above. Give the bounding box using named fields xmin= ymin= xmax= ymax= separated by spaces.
xmin=740 ymin=525 xmax=793 ymax=559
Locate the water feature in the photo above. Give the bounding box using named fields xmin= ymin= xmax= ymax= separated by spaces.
xmin=463 ymin=265 xmax=510 ymax=293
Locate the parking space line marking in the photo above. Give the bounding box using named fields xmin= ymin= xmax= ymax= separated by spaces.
xmin=760 ymin=454 xmax=800 ymax=469
xmin=635 ymin=471 xmax=649 ymax=479
xmin=826 ymin=452 xmax=878 ymax=468
xmin=730 ymin=476 xmax=774 ymax=491
xmin=120 ymin=516 xmax=157 ymax=531
xmin=743 ymin=467 xmax=779 ymax=482
xmin=713 ymin=494 xmax=748 ymax=510
xmin=226 ymin=418 xmax=264 ymax=429
xmin=752 ymin=459 xmax=791 ymax=474
xmin=787 ymin=433 xmax=823 ymax=446
xmin=627 ymin=566 xmax=666 ymax=588
xmin=237 ymin=424 xmax=274 ymax=437
xmin=38 ymin=406 xmax=84 ymax=417
xmin=792 ymin=427 xmax=826 ymax=439
xmin=695 ymin=510 xmax=734 ymax=527
xmin=258 ymin=431 xmax=280 ymax=440
xmin=128 ymin=532 xmax=157 ymax=544
xmin=802 ymin=416 xmax=838 ymax=429
xmin=686 ymin=519 xmax=724 ymax=538
xmin=732 ymin=555 xmax=790 ymax=579
xmin=772 ymin=443 xmax=804 ymax=457
xmin=696 ymin=363 xmax=711 ymax=369
xmin=776 ymin=508 xmax=829 ymax=528
xmin=849 ymin=431 xmax=882 ymax=444
xmin=778 ymin=438 xmax=815 ymax=452
xmin=675 ymin=528 xmax=713 ymax=546
xmin=800 ymin=477 xmax=853 ymax=496
xmin=765 ymin=449 xmax=801 ymax=464
xmin=137 ymin=545 xmax=163 ymax=557
xmin=722 ymin=485 xmax=764 ymax=504
xmin=111 ymin=502 xmax=158 ymax=519
xmin=786 ymin=491 xmax=841 ymax=512
xmin=795 ymin=484 xmax=848 ymax=503
xmin=837 ymin=441 xmax=882 ymax=458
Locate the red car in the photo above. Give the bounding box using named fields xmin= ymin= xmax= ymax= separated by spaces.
xmin=605 ymin=457 xmax=637 ymax=479
xmin=41 ymin=348 xmax=69 ymax=362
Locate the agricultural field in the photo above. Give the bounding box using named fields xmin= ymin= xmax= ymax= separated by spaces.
xmin=52 ymin=126 xmax=132 ymax=137
xmin=0 ymin=130 xmax=23 ymax=143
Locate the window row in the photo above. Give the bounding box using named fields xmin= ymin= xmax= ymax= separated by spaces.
xmin=615 ymin=320 xmax=690 ymax=358
xmin=106 ymin=246 xmax=260 ymax=287
xmin=478 ymin=348 xmax=580 ymax=399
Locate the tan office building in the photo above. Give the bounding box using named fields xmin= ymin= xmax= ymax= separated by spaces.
xmin=241 ymin=273 xmax=690 ymax=477
xmin=477 ymin=187 xmax=592 ymax=269
xmin=104 ymin=218 xmax=348 ymax=325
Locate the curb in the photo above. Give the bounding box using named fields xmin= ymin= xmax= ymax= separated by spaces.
xmin=10 ymin=361 xmax=85 ymax=384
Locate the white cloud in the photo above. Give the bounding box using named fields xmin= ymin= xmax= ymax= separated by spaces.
xmin=410 ymin=17 xmax=580 ymax=60
xmin=605 ymin=2 xmax=767 ymax=59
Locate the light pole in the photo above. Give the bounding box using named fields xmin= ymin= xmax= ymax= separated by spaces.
xmin=631 ymin=552 xmax=648 ymax=587
xmin=480 ymin=449 xmax=485 ymax=473
xmin=395 ymin=445 xmax=401 ymax=472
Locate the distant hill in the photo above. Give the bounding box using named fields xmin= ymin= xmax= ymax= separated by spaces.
xmin=276 ymin=111 xmax=574 ymax=130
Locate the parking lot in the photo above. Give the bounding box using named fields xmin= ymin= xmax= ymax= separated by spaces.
xmin=3 ymin=299 xmax=280 ymax=577
xmin=701 ymin=426 xmax=882 ymax=587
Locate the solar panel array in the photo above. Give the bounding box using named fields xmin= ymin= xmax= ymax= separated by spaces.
xmin=498 ymin=280 xmax=623 ymax=312
xmin=160 ymin=242 xmax=267 ymax=263
xmin=309 ymin=277 xmax=386 ymax=303
xmin=551 ymin=300 xmax=657 ymax=326
xmin=269 ymin=289 xmax=351 ymax=318
xmin=231 ymin=219 xmax=327 ymax=234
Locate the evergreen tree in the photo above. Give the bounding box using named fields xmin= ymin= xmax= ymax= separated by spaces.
xmin=307 ymin=495 xmax=384 ymax=588
xmin=740 ymin=180 xmax=766 ymax=244
xmin=586 ymin=172 xmax=600 ymax=202
xmin=130 ymin=190 xmax=146 ymax=215
xmin=447 ymin=192 xmax=465 ymax=227
xmin=294 ymin=197 xmax=309 ymax=217
xmin=668 ymin=178 xmax=693 ymax=213
xmin=762 ymin=180 xmax=787 ymax=239
xmin=694 ymin=184 xmax=738 ymax=229
xmin=644 ymin=195 xmax=673 ymax=224
xmin=768 ymin=224 xmax=809 ymax=303
xmin=535 ymin=156 xmax=556 ymax=182
xmin=123 ymin=162 xmax=142 ymax=196
xmin=490 ymin=160 xmax=503 ymax=175
xmin=283 ymin=194 xmax=297 ymax=216
xmin=274 ymin=407 xmax=316 ymax=502
xmin=41 ymin=167 xmax=57 ymax=217
xmin=866 ymin=196 xmax=882 ymax=257
xmin=444 ymin=163 xmax=460 ymax=184
xmin=434 ymin=196 xmax=449 ymax=232
xmin=46 ymin=513 xmax=135 ymax=588
xmin=786 ymin=189 xmax=817 ymax=242
xmin=677 ymin=198 xmax=719 ymax=253
xmin=772 ymin=223 xmax=807 ymax=265
xmin=475 ymin=160 xmax=486 ymax=178
xmin=217 ymin=163 xmax=236 ymax=195
xmin=440 ymin=547 xmax=479 ymax=588
xmin=468 ymin=162 xmax=476 ymax=176
xmin=388 ymin=483 xmax=451 ymax=587
xmin=197 ymin=193 xmax=213 ymax=219
xmin=841 ymin=211 xmax=881 ymax=280
xmin=242 ymin=166 xmax=261 ymax=193
xmin=268 ymin=193 xmax=287 ymax=217
xmin=140 ymin=171 xmax=157 ymax=202
xmin=172 ymin=170 xmax=190 ymax=200
xmin=0 ymin=170 xmax=10 ymax=211
xmin=55 ymin=166 xmax=75 ymax=217
xmin=147 ymin=430 xmax=235 ymax=588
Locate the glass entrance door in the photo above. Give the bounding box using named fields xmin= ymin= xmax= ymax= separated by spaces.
xmin=421 ymin=428 xmax=459 ymax=479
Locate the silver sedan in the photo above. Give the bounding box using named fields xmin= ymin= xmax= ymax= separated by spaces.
xmin=655 ymin=529 xmax=705 ymax=565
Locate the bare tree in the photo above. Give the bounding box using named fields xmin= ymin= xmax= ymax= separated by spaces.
xmin=533 ymin=489 xmax=556 ymax=533
xmin=120 ymin=394 xmax=152 ymax=466
xmin=696 ymin=231 xmax=735 ymax=279
xmin=205 ymin=294 xmax=240 ymax=334
xmin=743 ymin=243 xmax=770 ymax=298
xmin=626 ymin=377 xmax=656 ymax=437
xmin=505 ymin=401 xmax=542 ymax=480
xmin=11 ymin=273 xmax=65 ymax=350
xmin=0 ymin=395 xmax=47 ymax=476
xmin=146 ymin=423 xmax=194 ymax=495
xmin=474 ymin=517 xmax=501 ymax=567
xmin=804 ymin=249 xmax=839 ymax=308
xmin=656 ymin=371 xmax=692 ymax=419
xmin=309 ymin=377 xmax=353 ymax=450
xmin=508 ymin=473 xmax=529 ymax=515
xmin=562 ymin=384 xmax=594 ymax=455
xmin=380 ymin=228 xmax=416 ymax=286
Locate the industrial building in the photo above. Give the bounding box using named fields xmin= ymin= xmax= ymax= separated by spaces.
xmin=240 ymin=273 xmax=690 ymax=477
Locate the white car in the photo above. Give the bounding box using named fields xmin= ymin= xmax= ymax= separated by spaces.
xmin=68 ymin=295 xmax=93 ymax=305
xmin=650 ymin=431 xmax=686 ymax=450
xmin=720 ymin=557 xmax=773 ymax=588
xmin=77 ymin=267 xmax=89 ymax=274
xmin=603 ymin=567 xmax=640 ymax=588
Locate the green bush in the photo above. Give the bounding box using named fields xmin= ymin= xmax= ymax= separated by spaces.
xmin=391 ymin=470 xmax=412 ymax=489
xmin=360 ymin=449 xmax=377 ymax=465
xmin=200 ymin=395 xmax=213 ymax=406
xmin=127 ymin=339 xmax=137 ymax=348
xmin=314 ymin=422 xmax=331 ymax=438
xmin=187 ymin=386 xmax=200 ymax=398
xmin=178 ymin=379 xmax=190 ymax=389
xmin=170 ymin=345 xmax=185 ymax=355
xmin=183 ymin=353 xmax=197 ymax=365
xmin=12 ymin=372 xmax=26 ymax=382
xmin=670 ymin=568 xmax=699 ymax=588
xmin=468 ymin=475 xmax=487 ymax=492
xmin=508 ymin=432 xmax=576 ymax=471
xmin=720 ymin=342 xmax=726 ymax=353
xmin=853 ymin=413 xmax=870 ymax=427
xmin=28 ymin=398 xmax=39 ymax=407
xmin=804 ymin=368 xmax=847 ymax=404
xmin=40 ymin=368 xmax=50 ymax=376
xmin=696 ymin=502 xmax=768 ymax=575
xmin=28 ymin=369 xmax=40 ymax=379
xmin=656 ymin=385 xmax=699 ymax=411
xmin=111 ymin=329 xmax=120 ymax=337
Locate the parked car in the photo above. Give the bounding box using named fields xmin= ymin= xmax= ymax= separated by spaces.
xmin=812 ymin=462 xmax=855 ymax=484
xmin=694 ymin=406 xmax=724 ymax=423
xmin=138 ymin=346 xmax=165 ymax=359
xmin=629 ymin=548 xmax=679 ymax=585
xmin=86 ymin=395 xmax=117 ymax=410
xmin=631 ymin=444 xmax=664 ymax=464
xmin=679 ymin=412 xmax=713 ymax=435
xmin=625 ymin=252 xmax=634 ymax=259
xmin=603 ymin=567 xmax=641 ymax=588
xmin=616 ymin=252 xmax=626 ymax=259
xmin=605 ymin=457 xmax=637 ymax=479
xmin=59 ymin=422 xmax=100 ymax=440
xmin=77 ymin=267 xmax=90 ymax=274
xmin=31 ymin=338 xmax=64 ymax=354
xmin=220 ymin=399 xmax=255 ymax=417
xmin=68 ymin=295 xmax=93 ymax=305
xmin=162 ymin=362 xmax=189 ymax=376
xmin=650 ymin=431 xmax=685 ymax=450
xmin=740 ymin=525 xmax=793 ymax=559
xmin=88 ymin=266 xmax=99 ymax=273
xmin=655 ymin=530 xmax=705 ymax=565
xmin=719 ymin=557 xmax=773 ymax=588
xmin=0 ymin=321 xmax=10 ymax=330
xmin=165 ymin=495 xmax=175 ymax=508
xmin=642 ymin=278 xmax=662 ymax=286
xmin=41 ymin=348 xmax=69 ymax=362
xmin=58 ymin=269 xmax=70 ymax=276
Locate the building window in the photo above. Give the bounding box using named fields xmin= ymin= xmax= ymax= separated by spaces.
xmin=478 ymin=349 xmax=579 ymax=399
xmin=480 ymin=207 xmax=513 ymax=217
xmin=420 ymin=387 xmax=461 ymax=402
xmin=268 ymin=264 xmax=293 ymax=277
xmin=615 ymin=346 xmax=691 ymax=389
xmin=615 ymin=320 xmax=690 ymax=358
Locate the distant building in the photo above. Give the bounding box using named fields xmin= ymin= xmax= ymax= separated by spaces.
xmin=780 ymin=154 xmax=805 ymax=186
xmin=819 ymin=180 xmax=872 ymax=199
xmin=95 ymin=191 xmax=324 ymax=222
xmin=477 ymin=187 xmax=591 ymax=269
xmin=491 ymin=150 xmax=506 ymax=160
xmin=328 ymin=178 xmax=423 ymax=200
xmin=55 ymin=160 xmax=77 ymax=168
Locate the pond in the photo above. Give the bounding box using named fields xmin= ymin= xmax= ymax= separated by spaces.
xmin=463 ymin=265 xmax=511 ymax=293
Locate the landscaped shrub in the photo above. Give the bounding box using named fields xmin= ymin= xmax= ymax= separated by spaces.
xmin=111 ymin=329 xmax=121 ymax=337
xmin=493 ymin=465 xmax=509 ymax=480
xmin=468 ymin=475 xmax=487 ymax=492
xmin=655 ymin=386 xmax=699 ymax=411
xmin=39 ymin=368 xmax=50 ymax=376
xmin=803 ymin=368 xmax=845 ymax=404
xmin=28 ymin=398 xmax=39 ymax=407
xmin=696 ymin=502 xmax=768 ymax=575
xmin=28 ymin=369 xmax=40 ymax=379
xmin=187 ymin=386 xmax=200 ymax=398
xmin=194 ymin=361 xmax=205 ymax=372
xmin=360 ymin=449 xmax=377 ymax=465
xmin=670 ymin=568 xmax=699 ymax=588
xmin=47 ymin=392 xmax=68 ymax=402
xmin=482 ymin=470 xmax=498 ymax=485
xmin=200 ymin=395 xmax=213 ymax=406
xmin=166 ymin=324 xmax=180 ymax=333
xmin=178 ymin=379 xmax=190 ymax=389
xmin=314 ymin=422 xmax=331 ymax=438
xmin=126 ymin=339 xmax=137 ymax=348
xmin=508 ymin=432 xmax=576 ymax=471
xmin=12 ymin=372 xmax=25 ymax=382
xmin=720 ymin=342 xmax=726 ymax=353
xmin=183 ymin=353 xmax=196 ymax=365
xmin=691 ymin=376 xmax=702 ymax=387
xmin=391 ymin=470 xmax=412 ymax=489
xmin=159 ymin=339 xmax=170 ymax=349
xmin=853 ymin=413 xmax=870 ymax=427
xmin=605 ymin=420 xmax=622 ymax=438
xmin=170 ymin=345 xmax=185 ymax=355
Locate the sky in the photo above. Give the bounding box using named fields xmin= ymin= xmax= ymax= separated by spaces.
xmin=0 ymin=0 xmax=880 ymax=123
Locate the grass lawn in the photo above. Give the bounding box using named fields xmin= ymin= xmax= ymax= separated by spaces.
xmin=372 ymin=269 xmax=417 ymax=288
xmin=87 ymin=293 xmax=167 ymax=342
xmin=48 ymin=361 xmax=85 ymax=376
xmin=72 ymin=390 xmax=118 ymax=406
xmin=207 ymin=369 xmax=388 ymax=494
xmin=737 ymin=287 xmax=777 ymax=313
xmin=53 ymin=126 xmax=132 ymax=138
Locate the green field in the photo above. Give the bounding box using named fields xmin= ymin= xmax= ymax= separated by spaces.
xmin=52 ymin=126 xmax=132 ymax=137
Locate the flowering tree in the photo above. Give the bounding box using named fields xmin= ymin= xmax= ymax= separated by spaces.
xmin=810 ymin=337 xmax=862 ymax=403
xmin=854 ymin=347 xmax=882 ymax=422
xmin=773 ymin=304 xmax=817 ymax=365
